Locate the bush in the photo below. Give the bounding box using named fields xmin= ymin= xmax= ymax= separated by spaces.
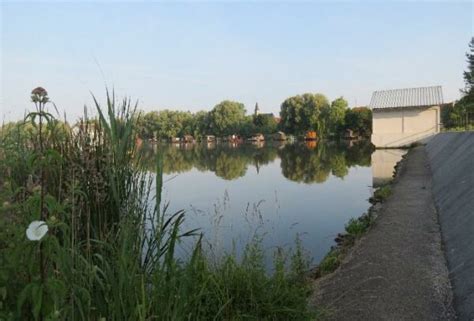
xmin=345 ymin=215 xmax=372 ymax=237
xmin=370 ymin=185 xmax=392 ymax=204
xmin=317 ymin=250 xmax=341 ymax=276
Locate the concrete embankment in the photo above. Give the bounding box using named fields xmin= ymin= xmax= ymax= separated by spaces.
xmin=426 ymin=132 xmax=474 ymax=321
xmin=311 ymin=147 xmax=455 ymax=320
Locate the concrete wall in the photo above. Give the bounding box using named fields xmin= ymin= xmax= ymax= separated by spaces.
xmin=426 ymin=132 xmax=474 ymax=320
xmin=371 ymin=106 xmax=440 ymax=148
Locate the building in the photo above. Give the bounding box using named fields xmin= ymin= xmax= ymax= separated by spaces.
xmin=370 ymin=86 xmax=443 ymax=148
xmin=205 ymin=135 xmax=216 ymax=142
xmin=248 ymin=133 xmax=265 ymax=142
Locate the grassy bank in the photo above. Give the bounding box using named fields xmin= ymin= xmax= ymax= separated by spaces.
xmin=0 ymin=89 xmax=314 ymax=321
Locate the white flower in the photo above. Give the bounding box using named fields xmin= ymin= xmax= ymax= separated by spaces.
xmin=26 ymin=220 xmax=48 ymax=241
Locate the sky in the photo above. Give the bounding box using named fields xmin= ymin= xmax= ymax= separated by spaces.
xmin=1 ymin=1 xmax=473 ymax=122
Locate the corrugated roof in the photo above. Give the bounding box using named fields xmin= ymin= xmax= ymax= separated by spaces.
xmin=369 ymin=86 xmax=444 ymax=109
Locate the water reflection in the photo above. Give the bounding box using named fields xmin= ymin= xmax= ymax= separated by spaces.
xmin=141 ymin=140 xmax=380 ymax=265
xmin=371 ymin=149 xmax=407 ymax=187
xmin=140 ymin=140 xmax=374 ymax=183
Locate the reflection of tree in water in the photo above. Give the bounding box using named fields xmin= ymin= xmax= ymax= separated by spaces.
xmin=345 ymin=140 xmax=373 ymax=167
xmin=139 ymin=140 xmax=372 ymax=183
xmin=214 ymin=153 xmax=247 ymax=180
xmin=329 ymin=153 xmax=349 ymax=178
xmin=139 ymin=143 xmax=278 ymax=180
xmin=278 ymin=141 xmax=373 ymax=184
xmin=162 ymin=146 xmax=195 ymax=173
xmin=279 ymin=144 xmax=331 ymax=183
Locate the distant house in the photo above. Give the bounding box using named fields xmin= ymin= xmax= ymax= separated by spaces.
xmin=182 ymin=135 xmax=194 ymax=143
xmin=370 ymin=86 xmax=443 ymax=148
xmin=248 ymin=133 xmax=265 ymax=142
xmin=205 ymin=135 xmax=216 ymax=142
xmin=304 ymin=131 xmax=317 ymax=141
xmin=259 ymin=113 xmax=275 ymax=118
xmin=223 ymin=134 xmax=243 ymax=143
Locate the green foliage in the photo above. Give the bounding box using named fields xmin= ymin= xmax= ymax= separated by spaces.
xmin=370 ymin=185 xmax=392 ymax=204
xmin=253 ymin=113 xmax=278 ymax=135
xmin=133 ymin=94 xmax=370 ymax=141
xmin=137 ymin=109 xmax=196 ymax=140
xmin=279 ymin=93 xmax=329 ymax=136
xmin=345 ymin=215 xmax=372 ymax=237
xmin=442 ymin=38 xmax=474 ymax=130
xmin=0 ymin=89 xmax=315 ymax=321
xmin=441 ymin=97 xmax=474 ymax=129
xmin=325 ymin=97 xmax=348 ymax=135
xmin=279 ymin=94 xmax=362 ymax=138
xmin=209 ymin=100 xmax=247 ymax=136
xmin=343 ymin=107 xmax=372 ymax=137
xmin=317 ymin=249 xmax=341 ymax=276
xmin=463 ymin=37 xmax=474 ymax=95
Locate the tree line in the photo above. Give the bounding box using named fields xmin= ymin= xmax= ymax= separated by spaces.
xmin=135 ymin=96 xmax=372 ymax=141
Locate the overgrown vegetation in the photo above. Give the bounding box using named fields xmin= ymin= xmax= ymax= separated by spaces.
xmin=369 ymin=185 xmax=392 ymax=204
xmin=0 ymin=88 xmax=315 ymax=320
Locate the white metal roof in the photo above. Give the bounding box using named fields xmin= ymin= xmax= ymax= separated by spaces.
xmin=369 ymin=86 xmax=444 ymax=109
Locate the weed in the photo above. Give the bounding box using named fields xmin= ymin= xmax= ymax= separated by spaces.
xmin=0 ymin=89 xmax=315 ymax=321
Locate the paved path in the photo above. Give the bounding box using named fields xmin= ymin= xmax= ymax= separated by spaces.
xmin=426 ymin=132 xmax=474 ymax=321
xmin=311 ymin=147 xmax=455 ymax=321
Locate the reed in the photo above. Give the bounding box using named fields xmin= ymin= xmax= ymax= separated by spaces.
xmin=0 ymin=89 xmax=314 ymax=321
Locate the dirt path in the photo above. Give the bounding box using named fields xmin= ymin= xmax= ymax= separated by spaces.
xmin=311 ymin=147 xmax=455 ymax=321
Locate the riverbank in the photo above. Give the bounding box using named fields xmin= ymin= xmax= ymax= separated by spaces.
xmin=310 ymin=146 xmax=455 ymax=320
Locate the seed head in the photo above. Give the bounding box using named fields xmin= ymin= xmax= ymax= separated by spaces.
xmin=31 ymin=87 xmax=49 ymax=103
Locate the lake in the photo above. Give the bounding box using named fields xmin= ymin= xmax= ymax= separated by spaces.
xmin=141 ymin=141 xmax=404 ymax=266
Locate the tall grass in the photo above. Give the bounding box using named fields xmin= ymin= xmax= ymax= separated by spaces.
xmin=0 ymin=89 xmax=314 ymax=320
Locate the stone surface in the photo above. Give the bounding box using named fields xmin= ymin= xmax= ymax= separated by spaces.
xmin=426 ymin=132 xmax=474 ymax=321
xmin=312 ymin=147 xmax=455 ymax=321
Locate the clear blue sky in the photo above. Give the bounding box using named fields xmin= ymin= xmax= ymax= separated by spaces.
xmin=1 ymin=1 xmax=472 ymax=121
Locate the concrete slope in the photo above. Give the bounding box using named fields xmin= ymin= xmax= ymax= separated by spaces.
xmin=426 ymin=132 xmax=474 ymax=321
xmin=312 ymin=147 xmax=454 ymax=320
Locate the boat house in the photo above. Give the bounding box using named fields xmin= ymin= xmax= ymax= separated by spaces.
xmin=370 ymin=86 xmax=443 ymax=148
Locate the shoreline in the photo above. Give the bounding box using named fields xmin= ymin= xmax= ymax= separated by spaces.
xmin=310 ymin=148 xmax=405 ymax=279
xmin=310 ymin=146 xmax=455 ymax=320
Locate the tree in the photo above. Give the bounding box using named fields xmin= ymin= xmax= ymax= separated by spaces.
xmin=191 ymin=110 xmax=211 ymax=139
xmin=209 ymin=100 xmax=246 ymax=136
xmin=463 ymin=37 xmax=474 ymax=96
xmin=240 ymin=116 xmax=257 ymax=137
xmin=137 ymin=111 xmax=160 ymax=139
xmin=324 ymin=97 xmax=348 ymax=136
xmin=279 ymin=93 xmax=329 ymax=135
xmin=253 ymin=113 xmax=278 ymax=135
xmin=344 ymin=107 xmax=372 ymax=137
xmin=443 ymin=38 xmax=474 ymax=129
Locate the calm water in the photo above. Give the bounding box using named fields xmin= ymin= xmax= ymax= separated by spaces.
xmin=142 ymin=141 xmax=400 ymax=266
